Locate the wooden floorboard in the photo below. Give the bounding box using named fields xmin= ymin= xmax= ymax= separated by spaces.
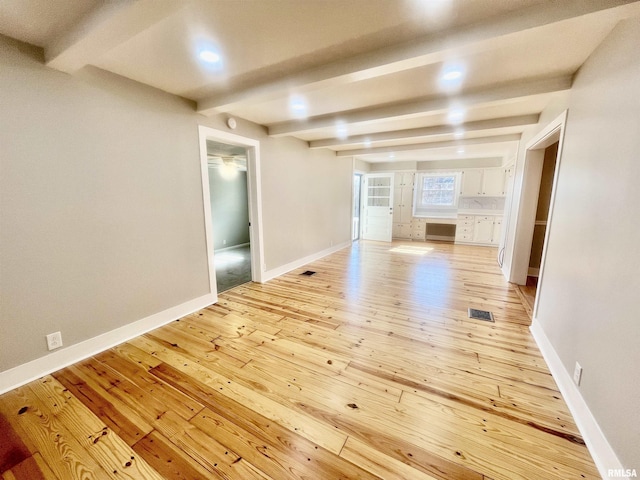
xmin=0 ymin=240 xmax=599 ymax=479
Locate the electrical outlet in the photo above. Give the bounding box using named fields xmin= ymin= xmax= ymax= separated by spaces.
xmin=46 ymin=331 xmax=63 ymax=351
xmin=573 ymin=362 xmax=583 ymax=386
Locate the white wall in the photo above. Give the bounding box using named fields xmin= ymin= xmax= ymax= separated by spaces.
xmin=0 ymin=37 xmax=211 ymax=372
xmin=259 ymin=136 xmax=352 ymax=270
xmin=354 ymin=158 xmax=371 ymax=173
xmin=0 ymin=35 xmax=353 ymax=379
xmin=532 ymin=19 xmax=640 ymax=470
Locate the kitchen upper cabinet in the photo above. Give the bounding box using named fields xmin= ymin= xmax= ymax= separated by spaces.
xmin=482 ymin=168 xmax=506 ymax=196
xmin=394 ymin=172 xmax=415 ymax=188
xmin=460 ymin=168 xmax=508 ymax=196
xmin=460 ymin=169 xmax=483 ymax=196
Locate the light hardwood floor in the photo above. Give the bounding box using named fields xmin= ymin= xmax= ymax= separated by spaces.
xmin=0 ymin=241 xmax=599 ymax=479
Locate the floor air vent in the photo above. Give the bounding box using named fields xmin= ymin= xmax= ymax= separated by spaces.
xmin=468 ymin=308 xmax=494 ymax=322
xmin=300 ymin=270 xmax=316 ymax=276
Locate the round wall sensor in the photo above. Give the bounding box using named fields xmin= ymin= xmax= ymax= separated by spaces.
xmin=227 ymin=117 xmax=237 ymax=129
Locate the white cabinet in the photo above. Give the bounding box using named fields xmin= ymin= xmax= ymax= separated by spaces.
xmin=460 ymin=169 xmax=483 ymax=196
xmin=502 ymin=165 xmax=514 ymax=198
xmin=411 ymin=218 xmax=426 ymax=241
xmin=473 ymin=216 xmax=494 ymax=243
xmin=394 ymin=172 xmax=414 ymax=188
xmin=455 ymin=214 xmax=475 ymax=243
xmin=393 ymin=186 xmax=413 ymax=223
xmin=393 ymin=217 xmax=430 ymax=241
xmin=460 ymin=168 xmax=508 ymax=197
xmin=393 ymin=223 xmax=412 ymax=239
xmin=456 ymin=215 xmax=503 ymax=246
xmin=491 ymin=216 xmax=503 ymax=245
xmin=392 ymin=172 xmax=414 ymax=239
xmin=482 ymin=169 xmax=506 ymax=196
xmin=457 ymin=216 xmax=475 ymax=228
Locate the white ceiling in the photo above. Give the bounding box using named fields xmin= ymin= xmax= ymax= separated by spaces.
xmin=2 ymin=0 xmax=639 ymax=165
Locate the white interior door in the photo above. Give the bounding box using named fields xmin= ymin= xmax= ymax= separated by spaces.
xmin=361 ymin=173 xmax=394 ymax=242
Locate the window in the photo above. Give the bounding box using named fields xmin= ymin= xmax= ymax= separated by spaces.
xmin=413 ymin=172 xmax=461 ymax=218
xmin=420 ymin=175 xmax=456 ymax=206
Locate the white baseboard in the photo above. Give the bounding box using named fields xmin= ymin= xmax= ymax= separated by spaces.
xmin=216 ymin=242 xmax=250 ymax=253
xmin=262 ymin=241 xmax=351 ymax=282
xmin=530 ymin=320 xmax=626 ymax=480
xmin=0 ymin=292 xmax=216 ymax=395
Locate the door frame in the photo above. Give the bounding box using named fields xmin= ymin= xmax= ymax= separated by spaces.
xmin=198 ymin=125 xmax=265 ymax=298
xmin=504 ymin=110 xmax=567 ymax=317
xmin=352 ymin=172 xmax=364 ymax=241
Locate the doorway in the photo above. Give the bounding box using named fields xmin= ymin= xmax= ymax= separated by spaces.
xmin=521 ymin=141 xmax=559 ymax=309
xmin=505 ymin=110 xmax=566 ymax=319
xmin=352 ymin=173 xmax=362 ymax=240
xmin=207 ymin=141 xmax=251 ymax=292
xmin=198 ymin=125 xmax=264 ymax=300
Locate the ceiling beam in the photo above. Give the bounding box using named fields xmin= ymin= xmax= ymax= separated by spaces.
xmin=269 ymin=75 xmax=571 ymax=137
xmin=196 ymin=0 xmax=637 ymax=116
xmin=335 ymin=134 xmax=521 ymax=157
xmin=308 ymin=114 xmax=539 ymax=149
xmin=45 ymin=0 xmax=185 ymax=73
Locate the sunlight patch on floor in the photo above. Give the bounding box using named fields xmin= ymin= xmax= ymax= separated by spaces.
xmin=389 ymin=245 xmax=434 ymax=255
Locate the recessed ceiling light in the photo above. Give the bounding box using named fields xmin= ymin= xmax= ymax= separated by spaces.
xmin=439 ymin=62 xmax=466 ymax=91
xmin=447 ymin=106 xmax=465 ymax=125
xmin=363 ymin=138 xmax=372 ymax=148
xmin=336 ymin=121 xmax=348 ymax=140
xmin=457 ymin=147 xmax=465 ymax=154
xmin=199 ymin=50 xmax=221 ymax=63
xmin=454 ymin=129 xmax=464 ymax=139
xmin=389 ymin=153 xmax=396 ymax=159
xmin=289 ymin=94 xmax=308 ymax=118
xmin=443 ymin=70 xmax=463 ymax=81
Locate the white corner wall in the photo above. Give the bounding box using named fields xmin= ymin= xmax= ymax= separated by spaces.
xmin=531 ymin=18 xmax=640 ymax=475
xmin=0 ymin=37 xmax=212 ymax=379
xmin=0 ymin=35 xmax=353 ymax=391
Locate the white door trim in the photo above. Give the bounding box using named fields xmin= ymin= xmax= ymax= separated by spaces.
xmin=504 ymin=110 xmax=567 ymax=303
xmin=530 ymin=111 xmax=567 ymax=318
xmin=198 ymin=125 xmax=265 ymax=296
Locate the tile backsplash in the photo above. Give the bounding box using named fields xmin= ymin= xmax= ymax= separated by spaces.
xmin=459 ymin=196 xmax=506 ymax=212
